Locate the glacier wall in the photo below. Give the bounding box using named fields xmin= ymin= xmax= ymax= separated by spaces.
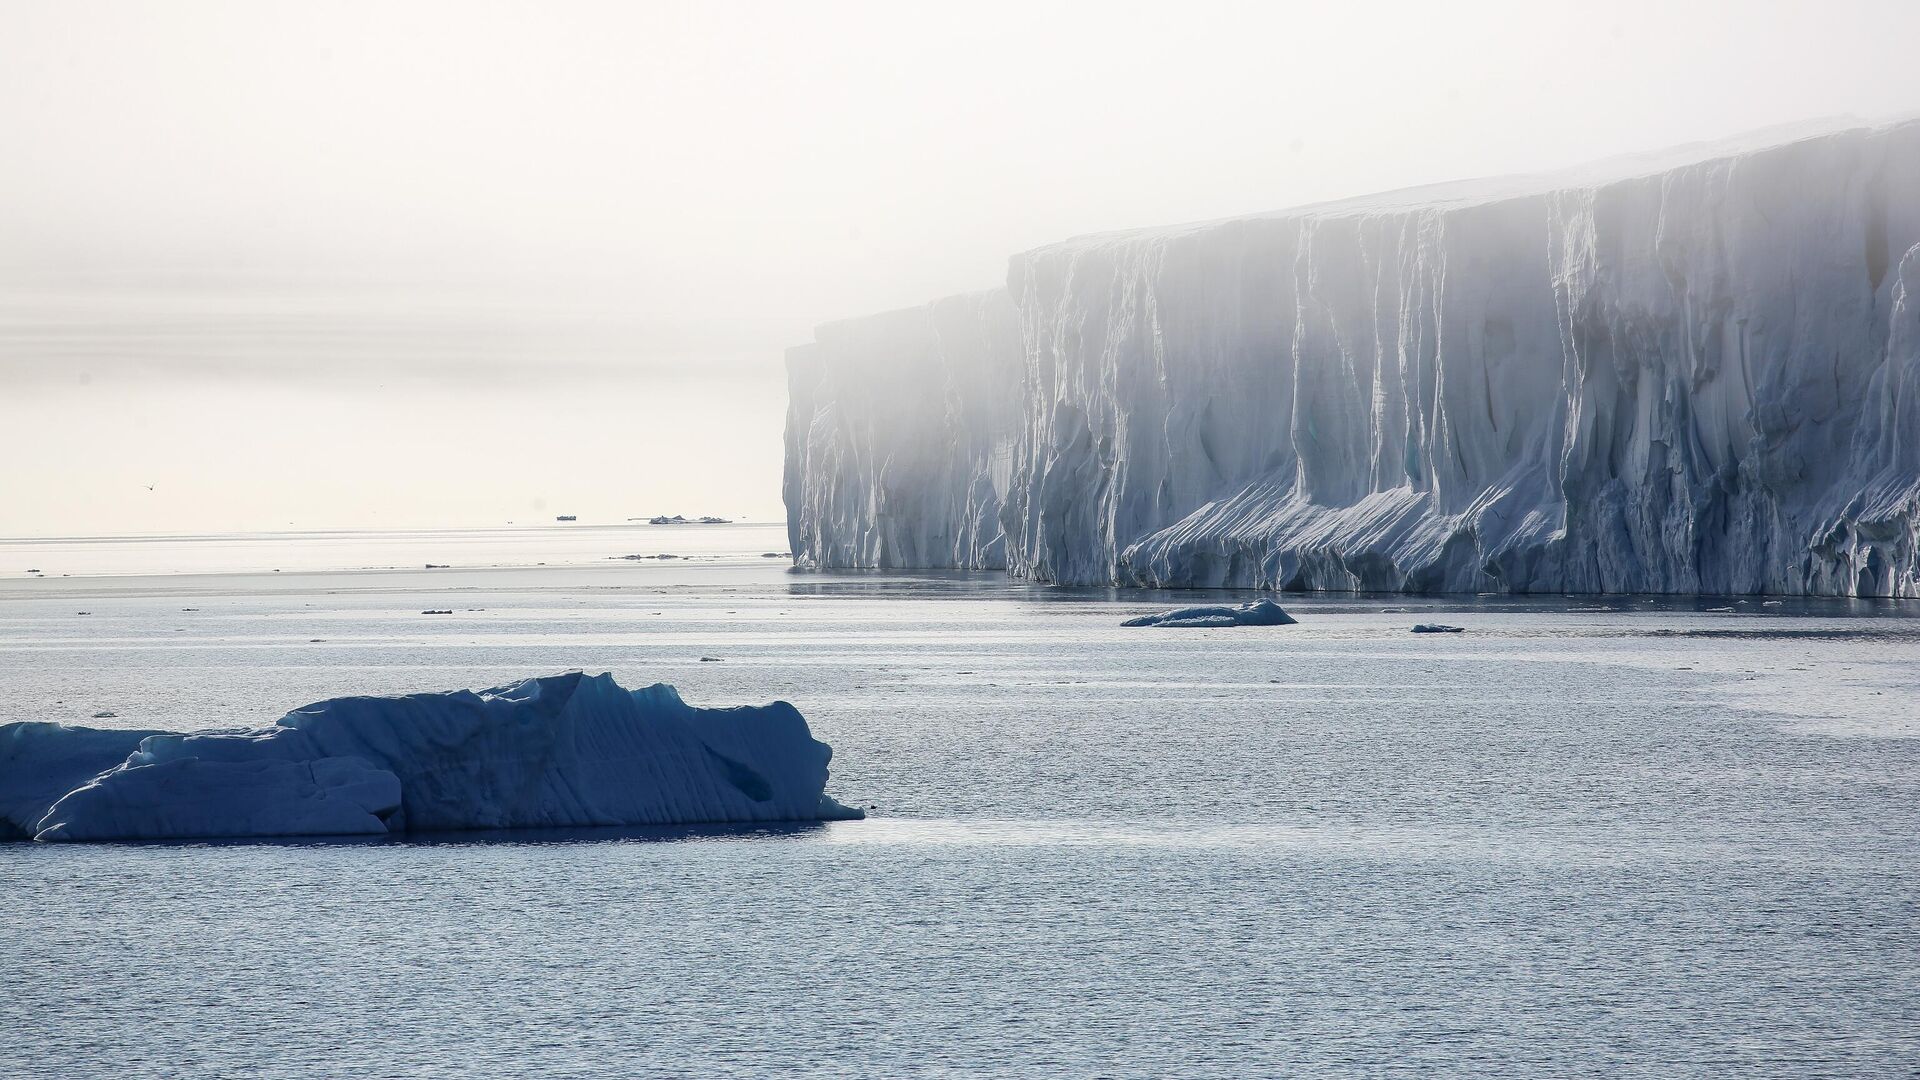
xmin=785 ymin=120 xmax=1920 ymax=596
xmin=785 ymin=290 xmax=1021 ymax=569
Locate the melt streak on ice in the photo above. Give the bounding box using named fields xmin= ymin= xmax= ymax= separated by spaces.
xmin=785 ymin=120 xmax=1920 ymax=596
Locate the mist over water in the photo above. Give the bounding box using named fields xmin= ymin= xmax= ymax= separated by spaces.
xmin=4 ymin=374 xmax=788 ymax=535
xmin=6 ymin=1 xmax=1919 ymax=535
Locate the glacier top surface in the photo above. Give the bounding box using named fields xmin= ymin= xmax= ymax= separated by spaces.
xmin=805 ymin=286 xmax=1012 ymax=343
xmin=1028 ymin=114 xmax=1920 ymax=256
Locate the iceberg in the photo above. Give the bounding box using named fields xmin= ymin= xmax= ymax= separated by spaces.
xmin=0 ymin=672 xmax=862 ymax=843
xmin=1122 ymin=598 xmax=1298 ymax=628
xmin=0 ymin=723 xmax=158 ymax=840
xmin=785 ymin=118 xmax=1920 ymax=597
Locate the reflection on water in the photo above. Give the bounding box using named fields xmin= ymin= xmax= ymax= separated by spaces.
xmin=399 ymin=820 xmax=835 ymax=847
xmin=74 ymin=819 xmax=839 ymax=850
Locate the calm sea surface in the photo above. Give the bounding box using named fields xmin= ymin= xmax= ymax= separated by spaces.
xmin=2 ymin=527 xmax=1916 ymax=1078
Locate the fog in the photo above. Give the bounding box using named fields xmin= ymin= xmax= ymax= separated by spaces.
xmin=4 ymin=0 xmax=1917 ymax=534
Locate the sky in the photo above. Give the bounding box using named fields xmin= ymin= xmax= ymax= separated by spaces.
xmin=3 ymin=0 xmax=1918 ymax=536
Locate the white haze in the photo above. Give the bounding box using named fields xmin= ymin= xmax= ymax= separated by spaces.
xmin=3 ymin=0 xmax=1917 ymax=534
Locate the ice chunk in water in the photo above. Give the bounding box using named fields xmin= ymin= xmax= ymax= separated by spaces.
xmin=2 ymin=672 xmax=862 ymax=842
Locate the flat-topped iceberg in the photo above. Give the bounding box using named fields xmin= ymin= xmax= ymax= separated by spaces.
xmin=0 ymin=672 xmax=862 ymax=843
xmin=1122 ymin=598 xmax=1297 ymax=628
xmin=786 ymin=118 xmax=1920 ymax=597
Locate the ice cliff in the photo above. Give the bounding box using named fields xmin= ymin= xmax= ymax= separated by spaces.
xmin=0 ymin=672 xmax=862 ymax=842
xmin=785 ymin=119 xmax=1920 ymax=596
xmin=785 ymin=290 xmax=1022 ymax=570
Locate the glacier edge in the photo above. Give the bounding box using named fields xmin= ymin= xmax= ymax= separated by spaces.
xmin=784 ymin=118 xmax=1920 ymax=597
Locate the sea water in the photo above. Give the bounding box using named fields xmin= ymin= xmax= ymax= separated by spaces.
xmin=1 ymin=526 xmax=1915 ymax=1077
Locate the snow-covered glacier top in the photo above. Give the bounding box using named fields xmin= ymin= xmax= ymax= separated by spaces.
xmin=1040 ymin=117 xmax=1909 ymax=250
xmin=1 ymin=672 xmax=862 ymax=842
xmin=787 ymin=117 xmax=1920 ymax=597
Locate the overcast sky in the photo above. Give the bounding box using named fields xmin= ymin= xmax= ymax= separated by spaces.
xmin=4 ymin=0 xmax=1918 ymax=534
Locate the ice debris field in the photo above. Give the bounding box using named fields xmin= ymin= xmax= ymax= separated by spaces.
xmin=0 ymin=672 xmax=861 ymax=842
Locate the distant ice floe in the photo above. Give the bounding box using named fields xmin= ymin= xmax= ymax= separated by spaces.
xmin=1122 ymin=598 xmax=1297 ymax=628
xmin=0 ymin=672 xmax=861 ymax=843
xmin=1411 ymin=624 xmax=1465 ymax=634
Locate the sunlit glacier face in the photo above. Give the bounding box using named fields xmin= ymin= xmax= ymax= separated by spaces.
xmin=786 ymin=120 xmax=1920 ymax=597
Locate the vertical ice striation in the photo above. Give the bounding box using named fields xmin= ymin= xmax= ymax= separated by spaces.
xmin=784 ymin=119 xmax=1920 ymax=596
xmin=785 ymin=290 xmax=1021 ymax=569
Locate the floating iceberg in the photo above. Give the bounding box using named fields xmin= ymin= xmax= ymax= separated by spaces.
xmin=786 ymin=118 xmax=1920 ymax=597
xmin=0 ymin=672 xmax=862 ymax=843
xmin=0 ymin=723 xmax=158 ymax=840
xmin=1122 ymin=598 xmax=1297 ymax=628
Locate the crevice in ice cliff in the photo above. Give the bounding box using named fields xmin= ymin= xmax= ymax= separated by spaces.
xmin=784 ymin=118 xmax=1920 ymax=597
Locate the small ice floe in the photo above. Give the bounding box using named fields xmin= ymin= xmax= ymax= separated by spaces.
xmin=1410 ymin=624 xmax=1464 ymax=633
xmin=1122 ymin=598 xmax=1296 ymax=628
